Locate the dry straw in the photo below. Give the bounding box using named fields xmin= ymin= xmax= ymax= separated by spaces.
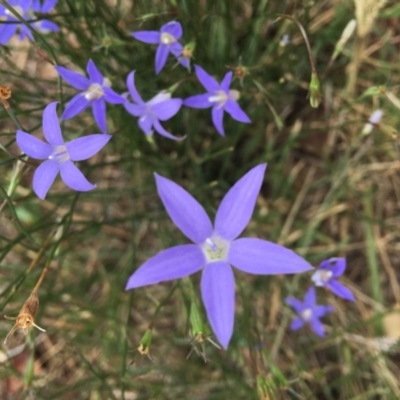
xmin=354 ymin=0 xmax=387 ymax=38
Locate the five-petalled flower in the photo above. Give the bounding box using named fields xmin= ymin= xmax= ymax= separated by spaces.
xmin=285 ymin=287 xmax=334 ymax=337
xmin=131 ymin=21 xmax=189 ymax=74
xmin=16 ymin=102 xmax=111 ymax=199
xmin=123 ymin=71 xmax=184 ymax=140
xmin=183 ymin=65 xmax=251 ymax=136
xmin=55 ymin=59 xmax=125 ymax=133
xmin=126 ymin=164 xmax=312 ymax=349
xmin=0 ymin=0 xmax=59 ymax=45
xmin=311 ymin=257 xmax=355 ymax=302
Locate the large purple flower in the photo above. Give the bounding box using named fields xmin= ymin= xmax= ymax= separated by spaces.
xmin=285 ymin=287 xmax=334 ymax=337
xmin=311 ymin=258 xmax=355 ymax=302
xmin=0 ymin=0 xmax=59 ymax=44
xmin=55 ymin=59 xmax=125 ymax=133
xmin=183 ymin=65 xmax=251 ymax=136
xmin=131 ymin=21 xmax=188 ymax=74
xmin=16 ymin=102 xmax=111 ymax=199
xmin=126 ymin=164 xmax=313 ymax=349
xmin=123 ymin=71 xmax=183 ymax=140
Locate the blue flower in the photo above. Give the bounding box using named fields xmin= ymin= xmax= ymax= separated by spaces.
xmin=311 ymin=258 xmax=355 ymax=302
xmin=183 ymin=65 xmax=251 ymax=136
xmin=55 ymin=59 xmax=125 ymax=133
xmin=285 ymin=287 xmax=334 ymax=337
xmin=131 ymin=21 xmax=189 ymax=74
xmin=123 ymin=71 xmax=184 ymax=140
xmin=126 ymin=164 xmax=312 ymax=349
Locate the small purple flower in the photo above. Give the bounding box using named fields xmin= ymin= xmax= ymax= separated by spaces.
xmin=55 ymin=59 xmax=125 ymax=133
xmin=285 ymin=287 xmax=334 ymax=337
xmin=311 ymin=257 xmax=355 ymax=302
xmin=126 ymin=164 xmax=312 ymax=349
xmin=183 ymin=65 xmax=251 ymax=136
xmin=0 ymin=0 xmax=59 ymax=44
xmin=131 ymin=21 xmax=188 ymax=74
xmin=16 ymin=102 xmax=111 ymax=199
xmin=123 ymin=71 xmax=184 ymax=141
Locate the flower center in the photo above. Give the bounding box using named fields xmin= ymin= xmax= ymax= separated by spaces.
xmin=201 ymin=235 xmax=230 ymax=263
xmin=311 ymin=269 xmax=333 ymax=287
xmin=301 ymin=308 xmax=313 ymax=321
xmin=5 ymin=6 xmax=23 ymax=18
xmin=84 ymin=83 xmax=104 ymax=101
xmin=49 ymin=145 xmax=70 ymax=164
xmin=160 ymin=32 xmax=176 ymax=45
xmin=208 ymin=90 xmax=228 ymax=108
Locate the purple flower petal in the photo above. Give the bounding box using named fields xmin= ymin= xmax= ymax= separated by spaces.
xmin=161 ymin=21 xmax=182 ymax=40
xmin=211 ymin=106 xmax=225 ymax=136
xmin=126 ymin=71 xmax=144 ymax=104
xmin=59 ymin=160 xmax=96 ymax=192
xmin=86 ymin=59 xmax=103 ymax=84
xmin=314 ymin=305 xmax=334 ymax=317
xmin=285 ymin=297 xmax=305 ymax=314
xmin=328 ymin=280 xmax=355 ymax=302
xmin=322 ymin=257 xmax=346 ymax=277
xmin=55 ymin=66 xmax=90 ymax=91
xmin=224 ymin=99 xmax=251 ymax=123
xmin=138 ymin=114 xmax=153 ymax=135
xmin=154 ymin=173 xmax=213 ymax=244
xmin=155 ymin=44 xmax=169 ymax=74
xmin=103 ymin=87 xmax=125 ymax=104
xmin=304 ymin=287 xmax=316 ymax=308
xmin=16 ymin=131 xmax=52 ymax=159
xmin=153 ymin=120 xmax=185 ymax=141
xmin=310 ymin=319 xmax=325 ymax=337
xmin=201 ymin=262 xmax=235 ymax=349
xmin=126 ymin=245 xmax=204 ymax=289
xmin=229 ymin=238 xmax=313 ymax=274
xmin=290 ymin=317 xmax=304 ymax=331
xmin=0 ymin=24 xmax=18 ymax=45
xmin=131 ymin=30 xmax=160 ymax=44
xmin=194 ymin=65 xmax=219 ymax=92
xmin=169 ymin=41 xmax=183 ymax=57
xmin=41 ymin=0 xmax=58 ymax=13
xmin=38 ymin=20 xmax=60 ymax=33
xmin=215 ymin=164 xmax=266 ymax=240
xmin=92 ymin=98 xmax=107 ymax=133
xmin=183 ymin=94 xmax=212 ymax=109
xmin=32 ymin=159 xmax=60 ymax=199
xmin=152 ymin=99 xmax=182 ymax=121
xmin=62 ymin=93 xmax=91 ymax=120
xmin=66 ymin=134 xmax=111 ymax=161
xmin=42 ymin=102 xmax=64 ymax=145
xmin=178 ymin=56 xmax=190 ymax=70
xmin=124 ymin=102 xmax=146 ymax=117
xmin=220 ymin=71 xmax=233 ymax=92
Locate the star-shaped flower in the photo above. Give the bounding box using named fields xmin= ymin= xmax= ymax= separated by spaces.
xmin=285 ymin=287 xmax=334 ymax=337
xmin=311 ymin=257 xmax=355 ymax=301
xmin=183 ymin=65 xmax=251 ymax=136
xmin=55 ymin=59 xmax=125 ymax=133
xmin=0 ymin=0 xmax=59 ymax=44
xmin=123 ymin=71 xmax=184 ymax=140
xmin=126 ymin=164 xmax=312 ymax=349
xmin=16 ymin=102 xmax=111 ymax=199
xmin=131 ymin=21 xmax=188 ymax=74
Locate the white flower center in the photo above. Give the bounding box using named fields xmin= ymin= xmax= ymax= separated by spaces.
xmin=160 ymin=32 xmax=176 ymax=45
xmin=301 ymin=308 xmax=313 ymax=321
xmin=84 ymin=83 xmax=104 ymax=101
xmin=311 ymin=269 xmax=333 ymax=287
xmin=208 ymin=90 xmax=228 ymax=108
xmin=5 ymin=6 xmax=23 ymax=17
xmin=49 ymin=145 xmax=70 ymax=164
xmin=201 ymin=235 xmax=230 ymax=263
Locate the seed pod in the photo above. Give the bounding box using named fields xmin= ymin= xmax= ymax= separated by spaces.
xmin=4 ymin=291 xmax=45 ymax=344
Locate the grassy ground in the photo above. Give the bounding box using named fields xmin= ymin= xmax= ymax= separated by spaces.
xmin=1 ymin=0 xmax=400 ymax=398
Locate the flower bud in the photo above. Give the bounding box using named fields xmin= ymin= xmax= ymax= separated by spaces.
xmin=308 ymin=72 xmax=321 ymax=108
